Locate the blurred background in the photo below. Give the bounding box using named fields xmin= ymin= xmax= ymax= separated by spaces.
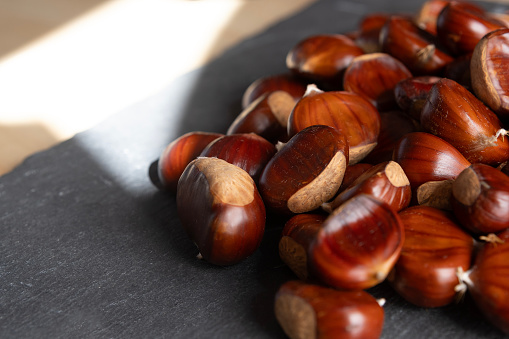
xmin=0 ymin=0 xmax=317 ymax=176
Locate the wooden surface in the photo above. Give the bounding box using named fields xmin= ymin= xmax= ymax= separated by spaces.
xmin=0 ymin=0 xmax=317 ymax=176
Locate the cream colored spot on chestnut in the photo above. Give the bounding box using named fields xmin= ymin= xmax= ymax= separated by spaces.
xmin=279 ymin=236 xmax=308 ymax=281
xmin=193 ymin=157 xmax=255 ymax=206
xmin=349 ymin=142 xmax=377 ymax=165
xmin=385 ymin=161 xmax=410 ymax=187
xmin=274 ymin=294 xmax=317 ymax=339
xmin=268 ymin=91 xmax=297 ymax=128
xmin=302 ymin=83 xmax=323 ymax=97
xmin=287 ymin=151 xmax=347 ymax=214
xmin=452 ymin=166 xmax=481 ymax=206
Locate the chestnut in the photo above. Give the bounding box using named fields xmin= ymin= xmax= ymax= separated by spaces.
xmin=199 ymin=133 xmax=277 ymax=183
xmin=416 ymin=179 xmax=454 ymax=210
xmin=471 ymin=28 xmax=509 ymax=118
xmin=288 ymin=84 xmax=380 ymax=164
xmin=228 ymin=91 xmax=296 ymax=143
xmin=286 ymin=34 xmax=364 ymax=89
xmin=393 ymin=76 xmax=441 ymax=121
xmin=279 ymin=213 xmax=326 ymax=281
xmin=343 ymin=53 xmax=412 ymax=111
xmin=451 ymin=163 xmax=509 ymax=234
xmin=176 ymin=157 xmax=265 ymax=266
xmin=153 ymin=131 xmax=223 ymax=192
xmin=414 ymin=0 xmax=452 ymax=36
xmin=259 ymin=125 xmax=349 ymax=215
xmin=420 ymin=78 xmax=509 ymax=166
xmin=322 ymin=161 xmax=411 ymax=214
xmin=392 ymin=132 xmax=471 ymax=191
xmin=274 ymin=280 xmax=385 ymax=339
xmin=241 ymin=73 xmax=307 ymax=109
xmin=379 ymin=16 xmax=453 ymax=75
xmin=388 ymin=205 xmax=474 ymax=308
xmin=354 ymin=13 xmax=390 ymax=53
xmin=309 ymin=194 xmax=404 ymax=290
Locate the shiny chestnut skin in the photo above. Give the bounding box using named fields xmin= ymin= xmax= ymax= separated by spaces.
xmin=228 ymin=91 xmax=296 ymax=143
xmin=286 ymin=34 xmax=364 ymax=89
xmin=153 ymin=131 xmax=223 ymax=192
xmin=177 ymin=157 xmax=265 ymax=266
xmin=471 ymin=28 xmax=509 ymax=118
xmin=355 ymin=13 xmax=390 ymax=53
xmin=394 ymin=76 xmax=441 ymax=121
xmin=420 ymin=78 xmax=509 ymax=166
xmin=323 ymin=161 xmax=411 ymax=214
xmin=259 ymin=125 xmax=349 ymax=215
xmin=414 ymin=0 xmax=451 ymax=35
xmin=200 ymin=133 xmax=277 ymax=183
xmin=451 ymin=163 xmax=509 ymax=234
xmin=275 ymin=280 xmax=384 ymax=339
xmin=458 ymin=230 xmax=509 ymax=334
xmin=343 ymin=53 xmax=412 ymax=111
xmin=241 ymin=73 xmax=307 ymax=109
xmin=279 ymin=213 xmax=326 ymax=281
xmin=337 ymin=163 xmax=373 ymax=195
xmin=380 ymin=16 xmax=453 ymax=75
xmin=288 ymin=85 xmax=380 ymax=164
xmin=436 ymin=1 xmax=506 ymax=56
xmin=392 ymin=132 xmax=471 ymax=191
xmin=309 ymin=194 xmax=404 ymax=290
xmin=389 ymin=206 xmax=474 ymax=308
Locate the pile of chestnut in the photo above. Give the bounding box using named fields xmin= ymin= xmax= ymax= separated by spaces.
xmin=149 ymin=0 xmax=509 ymax=337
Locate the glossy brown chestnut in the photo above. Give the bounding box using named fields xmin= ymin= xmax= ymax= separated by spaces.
xmin=199 ymin=133 xmax=277 ymax=183
xmin=309 ymin=194 xmax=404 ymax=290
xmin=154 ymin=131 xmax=223 ymax=192
xmin=337 ymin=163 xmax=373 ymax=195
xmin=228 ymin=91 xmax=296 ymax=143
xmin=343 ymin=53 xmax=412 ymax=111
xmin=420 ymin=78 xmax=509 ymax=166
xmin=451 ymin=163 xmax=509 ymax=234
xmin=457 ymin=230 xmax=509 ymax=334
xmin=275 ymin=280 xmax=385 ymax=339
xmin=355 ymin=13 xmax=390 ymax=53
xmin=176 ymin=157 xmax=265 ymax=266
xmin=436 ymin=1 xmax=506 ymax=56
xmin=323 ymin=161 xmax=411 ymax=214
xmin=471 ymin=28 xmax=509 ymax=118
xmin=286 ymin=34 xmax=364 ymax=89
xmin=362 ymin=110 xmax=420 ymax=164
xmin=241 ymin=73 xmax=307 ymax=109
xmin=259 ymin=125 xmax=349 ymax=215
xmin=394 ymin=76 xmax=441 ymax=121
xmin=392 ymin=132 xmax=471 ymax=190
xmin=279 ymin=213 xmax=326 ymax=281
xmin=380 ymin=16 xmax=453 ymax=75
xmin=288 ymin=85 xmax=380 ymax=164
xmin=388 ymin=206 xmax=474 ymax=308
xmin=414 ymin=0 xmax=451 ymax=35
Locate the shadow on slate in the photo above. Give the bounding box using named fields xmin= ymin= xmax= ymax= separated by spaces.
xmin=1 ymin=0 xmax=508 ymax=338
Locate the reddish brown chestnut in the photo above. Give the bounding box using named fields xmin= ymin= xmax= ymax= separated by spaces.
xmin=388 ymin=206 xmax=474 ymax=308
xmin=451 ymin=163 xmax=509 ymax=234
xmin=286 ymin=34 xmax=364 ymax=89
xmin=337 ymin=163 xmax=373 ymax=195
xmin=394 ymin=76 xmax=441 ymax=121
xmin=199 ymin=133 xmax=277 ymax=183
xmin=457 ymin=230 xmax=509 ymax=334
xmin=436 ymin=1 xmax=506 ymax=56
xmin=241 ymin=73 xmax=307 ymax=109
xmin=380 ymin=16 xmax=453 ymax=75
xmin=392 ymin=132 xmax=471 ymax=190
xmin=228 ymin=91 xmax=296 ymax=143
xmin=288 ymin=84 xmax=380 ymax=164
xmin=259 ymin=125 xmax=349 ymax=215
xmin=279 ymin=213 xmax=326 ymax=281
xmin=355 ymin=13 xmax=390 ymax=53
xmin=414 ymin=0 xmax=451 ymax=35
xmin=309 ymin=194 xmax=404 ymax=290
xmin=176 ymin=157 xmax=265 ymax=266
xmin=420 ymin=78 xmax=509 ymax=166
xmin=275 ymin=280 xmax=385 ymax=339
xmin=343 ymin=53 xmax=412 ymax=111
xmin=323 ymin=161 xmax=411 ymax=214
xmin=154 ymin=131 xmax=223 ymax=192
xmin=471 ymin=28 xmax=509 ymax=118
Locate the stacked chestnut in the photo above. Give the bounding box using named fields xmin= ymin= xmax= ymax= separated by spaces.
xmin=149 ymin=0 xmax=509 ymax=337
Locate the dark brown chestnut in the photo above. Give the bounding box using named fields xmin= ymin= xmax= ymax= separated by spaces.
xmin=241 ymin=73 xmax=307 ymax=109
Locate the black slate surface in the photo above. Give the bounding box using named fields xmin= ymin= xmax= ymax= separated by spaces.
xmin=2 ymin=0 xmax=509 ymax=338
